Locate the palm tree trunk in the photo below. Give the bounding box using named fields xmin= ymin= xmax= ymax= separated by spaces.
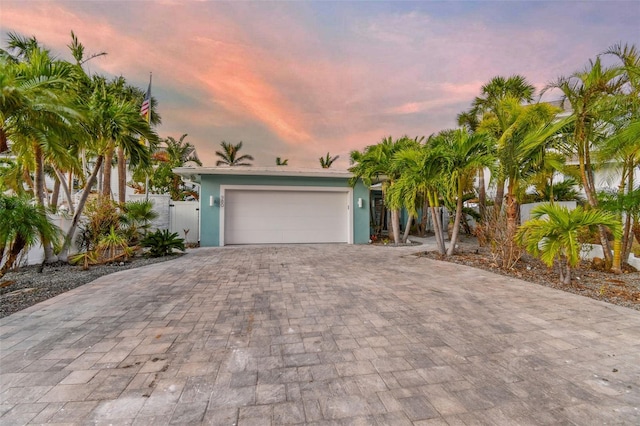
xmin=478 ymin=167 xmax=486 ymax=217
xmin=33 ymin=143 xmax=57 ymax=264
xmin=494 ymin=178 xmax=505 ymax=213
xmin=0 ymin=127 xmax=8 ymax=153
xmin=447 ymin=186 xmax=464 ymax=256
xmin=0 ymin=236 xmax=26 ymax=279
xmin=611 ymin=237 xmax=623 ymax=274
xmin=54 ymin=168 xmax=75 ymax=215
xmin=391 ymin=209 xmax=401 ymax=245
xmin=102 ymin=146 xmax=114 ymax=199
xmin=562 ymin=262 xmax=572 ymax=285
xmin=50 ymin=175 xmax=60 ymax=210
xmin=402 ymin=215 xmax=413 ymax=244
xmin=117 ymin=146 xmax=126 ymax=204
xmin=427 ymin=191 xmax=446 ymax=255
xmin=58 ymin=155 xmax=104 ymax=262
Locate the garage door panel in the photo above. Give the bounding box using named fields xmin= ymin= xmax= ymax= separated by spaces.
xmin=223 ymin=189 xmax=349 ymax=244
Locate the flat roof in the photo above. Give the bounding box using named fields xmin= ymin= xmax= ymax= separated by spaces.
xmin=173 ymin=166 xmax=354 ymax=180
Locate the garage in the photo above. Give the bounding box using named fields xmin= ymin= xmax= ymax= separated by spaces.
xmin=172 ymin=166 xmax=370 ymax=247
xmin=222 ymin=187 xmax=350 ymax=244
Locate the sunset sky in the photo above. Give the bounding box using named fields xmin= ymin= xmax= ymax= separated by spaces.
xmin=2 ymin=1 xmax=639 ymax=168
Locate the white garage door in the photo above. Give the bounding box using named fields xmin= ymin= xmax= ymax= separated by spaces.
xmin=223 ymin=189 xmax=350 ymax=244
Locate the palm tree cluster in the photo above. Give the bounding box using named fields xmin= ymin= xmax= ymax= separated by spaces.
xmin=350 ymin=43 xmax=638 ymax=283
xmin=0 ymin=31 xmax=193 ymax=268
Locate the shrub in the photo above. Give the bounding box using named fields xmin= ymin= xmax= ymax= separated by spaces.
xmin=140 ymin=229 xmax=185 ymax=257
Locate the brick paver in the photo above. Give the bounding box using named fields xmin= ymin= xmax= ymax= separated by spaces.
xmin=1 ymin=244 xmax=639 ymax=424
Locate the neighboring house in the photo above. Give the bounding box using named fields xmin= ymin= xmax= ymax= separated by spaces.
xmin=173 ymin=167 xmax=370 ymax=246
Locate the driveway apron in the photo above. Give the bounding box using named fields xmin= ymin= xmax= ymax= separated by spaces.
xmin=1 ymin=245 xmax=639 ymax=425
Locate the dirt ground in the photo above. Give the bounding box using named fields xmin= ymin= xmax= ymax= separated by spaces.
xmin=415 ymin=234 xmax=640 ymax=311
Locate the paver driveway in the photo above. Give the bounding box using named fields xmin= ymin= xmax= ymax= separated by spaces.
xmin=1 ymin=244 xmax=639 ymax=425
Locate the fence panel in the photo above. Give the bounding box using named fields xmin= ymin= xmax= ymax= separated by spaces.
xmin=169 ymin=201 xmax=199 ymax=244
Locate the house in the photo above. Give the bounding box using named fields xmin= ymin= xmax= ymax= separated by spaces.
xmin=173 ymin=167 xmax=370 ymax=246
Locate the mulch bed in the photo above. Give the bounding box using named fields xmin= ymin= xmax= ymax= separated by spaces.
xmin=416 ymin=241 xmax=640 ymax=311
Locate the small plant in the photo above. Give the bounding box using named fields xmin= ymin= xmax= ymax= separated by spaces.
xmin=97 ymin=226 xmax=133 ymax=262
xmin=140 ymin=229 xmax=185 ymax=257
xmin=69 ymin=250 xmax=99 ymax=271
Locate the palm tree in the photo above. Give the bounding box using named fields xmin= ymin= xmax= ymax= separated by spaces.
xmin=429 ymin=129 xmax=494 ymax=255
xmin=276 ymin=157 xmax=288 ymax=166
xmin=350 ymin=136 xmax=419 ymax=245
xmin=215 ymin=141 xmax=253 ymax=166
xmin=516 ymin=203 xmax=620 ymax=285
xmin=468 ymin=75 xmax=536 ymax=211
xmin=0 ymin=194 xmax=61 ymax=279
xmin=58 ymin=77 xmax=157 ymax=262
xmin=544 ymin=57 xmax=624 ymax=265
xmin=598 ymin=43 xmax=640 ymax=272
xmin=141 ymin=134 xmax=201 ymax=200
xmin=1 ymin=33 xmax=80 ymax=263
xmin=319 ymin=152 xmax=339 ymax=168
xmin=386 ymin=143 xmax=448 ymax=252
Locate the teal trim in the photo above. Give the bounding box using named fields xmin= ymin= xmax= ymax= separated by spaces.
xmin=199 ymin=174 xmax=369 ymax=246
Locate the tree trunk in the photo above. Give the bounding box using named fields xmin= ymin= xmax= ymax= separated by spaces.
xmin=494 ymin=178 xmax=505 ymax=213
xmin=54 ymin=168 xmax=75 ymax=215
xmin=447 ymin=187 xmax=463 ymax=256
xmin=478 ymin=167 xmax=486 ymax=218
xmin=428 ymin=190 xmax=446 ymax=255
xmin=33 ymin=143 xmax=57 ymax=264
xmin=390 ymin=209 xmax=401 ymax=245
xmin=117 ymin=146 xmax=126 ymax=204
xmin=58 ymin=156 xmax=104 ymax=262
xmin=502 ymin=179 xmax=519 ymax=269
xmin=611 ymin=237 xmax=623 ymax=274
xmin=402 ymin=215 xmax=413 ymax=244
xmin=50 ymin=176 xmax=60 ymax=210
xmin=0 ymin=127 xmax=8 ymax=153
xmin=0 ymin=235 xmax=26 ymax=279
xmin=562 ymin=263 xmax=572 ymax=285
xmin=102 ymin=146 xmax=114 ymax=199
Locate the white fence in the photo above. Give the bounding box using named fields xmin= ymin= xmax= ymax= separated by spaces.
xmin=17 ymin=196 xmax=200 ymax=267
xmin=169 ymin=201 xmax=199 ymax=244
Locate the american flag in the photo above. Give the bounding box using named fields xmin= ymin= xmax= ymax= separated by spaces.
xmin=140 ymin=80 xmax=151 ymax=121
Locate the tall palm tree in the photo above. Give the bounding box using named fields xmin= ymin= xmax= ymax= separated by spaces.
xmin=469 ymin=75 xmax=536 ymax=211
xmin=544 ymin=57 xmax=625 ymax=265
xmin=319 ymin=152 xmax=339 ymax=168
xmin=215 ymin=141 xmax=253 ymax=166
xmin=429 ymin=129 xmax=494 ymax=255
xmin=516 ymin=203 xmax=620 ymax=285
xmin=350 ymin=136 xmax=419 ymax=245
xmin=1 ymin=33 xmax=80 ymax=263
xmin=58 ymin=78 xmax=157 ymax=261
xmin=386 ymin=143 xmax=448 ymax=252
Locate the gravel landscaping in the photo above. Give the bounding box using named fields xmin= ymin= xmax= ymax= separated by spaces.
xmin=0 ymin=255 xmax=182 ymax=318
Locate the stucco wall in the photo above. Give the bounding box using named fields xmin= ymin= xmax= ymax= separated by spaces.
xmin=199 ymin=174 xmax=369 ymax=246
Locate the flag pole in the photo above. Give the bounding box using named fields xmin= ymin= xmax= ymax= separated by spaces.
xmin=144 ymin=72 xmax=152 ymax=201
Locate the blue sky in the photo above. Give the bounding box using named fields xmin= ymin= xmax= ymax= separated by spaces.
xmin=2 ymin=1 xmax=639 ymax=167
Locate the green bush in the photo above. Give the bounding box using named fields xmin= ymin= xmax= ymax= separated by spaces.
xmin=140 ymin=229 xmax=185 ymax=257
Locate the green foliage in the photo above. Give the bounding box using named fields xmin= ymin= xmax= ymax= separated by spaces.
xmin=319 ymin=152 xmax=339 ymax=168
xmin=97 ymin=226 xmax=133 ymax=261
xmin=516 ymin=203 xmax=621 ymax=283
xmin=137 ymin=134 xmax=201 ymax=200
xmin=119 ymin=199 xmax=158 ymax=245
xmin=0 ymin=194 xmax=61 ymax=278
xmin=76 ymin=198 xmax=120 ymax=252
xmin=215 ymin=141 xmax=253 ymax=166
xmin=140 ymin=229 xmax=185 ymax=257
